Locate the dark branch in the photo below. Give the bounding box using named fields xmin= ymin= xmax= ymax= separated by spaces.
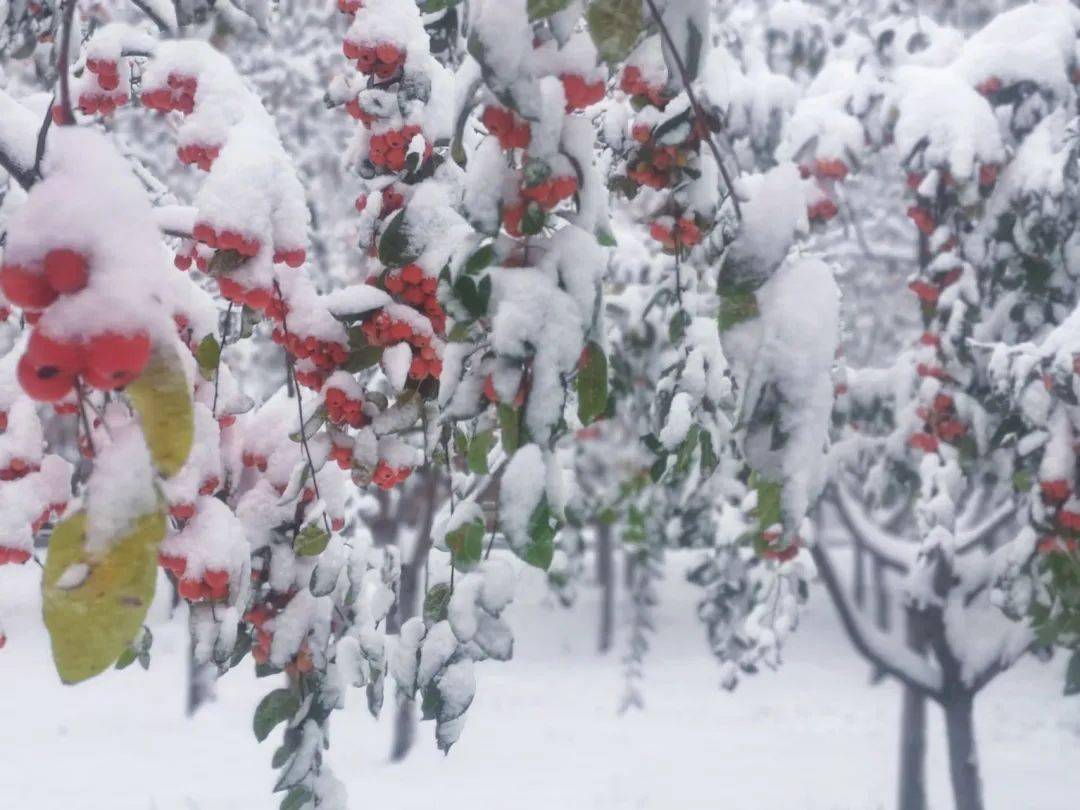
xmin=642 ymin=0 xmax=741 ymax=220
xmin=56 ymin=0 xmax=77 ymax=126
xmin=129 ymin=0 xmax=173 ymax=33
xmin=810 ymin=542 xmax=944 ymax=700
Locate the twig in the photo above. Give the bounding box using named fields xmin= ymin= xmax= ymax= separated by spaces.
xmin=273 ymin=281 xmax=333 ymax=538
xmin=56 ymin=0 xmax=77 ymax=126
xmin=30 ymin=100 xmax=53 ymax=181
xmin=642 ymin=0 xmax=741 ymax=220
xmin=129 ymin=0 xmax=172 ymax=33
xmin=211 ymin=302 xmax=234 ymax=417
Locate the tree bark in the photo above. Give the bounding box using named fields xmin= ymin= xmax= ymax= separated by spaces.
xmin=389 ymin=472 xmax=438 ymax=762
xmin=897 ymin=610 xmax=928 ymax=810
xmin=943 ymin=692 xmax=984 ymax=810
xmin=596 ymin=521 xmax=615 ymax=654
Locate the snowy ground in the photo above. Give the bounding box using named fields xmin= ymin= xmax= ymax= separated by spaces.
xmin=1 ymin=550 xmax=1078 ymax=810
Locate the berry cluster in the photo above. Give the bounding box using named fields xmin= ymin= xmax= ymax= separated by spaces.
xmin=270 ymin=329 xmax=349 ymax=380
xmin=625 ymin=123 xmax=693 ymax=190
xmin=159 ymin=554 xmax=231 ymax=602
xmin=343 ymin=39 xmax=405 ymax=79
xmin=0 ymin=457 xmax=40 ymax=481
xmin=355 ymin=185 xmax=405 ymax=219
xmin=177 ymin=142 xmax=221 ymax=172
xmin=193 ymin=223 xmax=261 ymax=257
xmin=908 ymin=392 xmax=967 ymax=453
xmin=359 ymin=310 xmax=442 ymax=381
xmin=369 ymin=125 xmax=431 ymax=172
xmin=2 ymin=250 xmax=152 ymax=401
xmin=383 ymin=265 xmax=444 ymax=330
xmin=649 ymin=216 xmax=702 ymax=252
xmin=620 ymin=65 xmax=668 ymax=109
xmin=560 ymin=74 xmax=605 ymax=112
xmin=481 ymin=106 xmax=532 ymax=151
xmin=242 ymin=451 xmax=269 ymax=472
xmin=325 ymin=387 xmax=367 ymax=428
xmin=140 ymin=72 xmax=198 ymax=115
xmin=800 ymin=158 xmax=849 ymax=181
xmin=372 ymin=459 xmax=412 ymax=490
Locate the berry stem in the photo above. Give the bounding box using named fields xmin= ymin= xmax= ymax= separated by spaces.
xmin=273 ymin=282 xmax=334 ymax=539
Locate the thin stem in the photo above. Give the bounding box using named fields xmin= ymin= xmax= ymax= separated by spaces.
xmin=57 ymin=0 xmax=77 ymax=127
xmin=273 ymin=282 xmax=333 ymax=538
xmin=74 ymin=379 xmax=96 ymax=459
xmin=129 ymin=0 xmax=172 ymax=33
xmin=211 ymin=303 xmax=234 ymax=418
xmin=642 ymin=0 xmax=741 ymax=220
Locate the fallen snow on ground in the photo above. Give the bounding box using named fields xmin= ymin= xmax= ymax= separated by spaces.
xmin=1 ymin=551 xmax=1077 ymax=809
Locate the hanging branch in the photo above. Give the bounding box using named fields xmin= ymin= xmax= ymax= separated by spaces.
xmin=642 ymin=0 xmax=742 ymax=221
xmin=273 ymin=282 xmax=334 ymax=539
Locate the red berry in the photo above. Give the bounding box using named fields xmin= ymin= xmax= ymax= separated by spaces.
xmin=43 ymin=249 xmax=89 ymax=294
xmin=85 ymin=331 xmax=151 ymax=390
xmin=26 ymin=329 xmax=86 ymax=377
xmin=17 ymin=354 xmax=74 ymax=401
xmin=0 ymin=264 xmax=58 ymax=309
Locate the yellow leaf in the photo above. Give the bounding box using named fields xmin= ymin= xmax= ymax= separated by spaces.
xmin=126 ymin=344 xmax=194 ymax=478
xmin=42 ymin=508 xmax=166 ymax=684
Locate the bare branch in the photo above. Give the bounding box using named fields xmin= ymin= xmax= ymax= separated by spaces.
xmin=811 ymin=542 xmax=944 ymax=699
xmin=642 ymin=0 xmax=741 ymax=221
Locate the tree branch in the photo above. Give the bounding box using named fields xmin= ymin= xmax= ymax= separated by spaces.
xmin=832 ymin=483 xmax=913 ymax=571
xmin=811 ymin=542 xmax=943 ymax=699
xmin=129 ymin=0 xmax=173 ymax=33
xmin=642 ymin=0 xmax=741 ymax=221
xmin=56 ymin=0 xmax=77 ymax=127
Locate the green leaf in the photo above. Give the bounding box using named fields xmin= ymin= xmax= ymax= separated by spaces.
xmin=521 ymin=203 xmax=547 ymax=236
xmin=719 ymin=291 xmax=760 ymax=332
xmin=1066 ymin=650 xmax=1080 ymax=696
xmin=669 ymin=310 xmax=690 ymax=343
xmin=342 ymin=344 xmax=384 ymax=373
xmin=595 ymin=227 xmax=617 ymax=247
xmin=378 ymin=210 xmax=419 ymax=267
xmin=280 ymin=787 xmax=312 ymax=810
xmin=424 ymin=583 xmax=453 ymax=623
xmin=114 ymin=646 xmax=138 ymax=671
xmin=576 ymin=341 xmax=608 ymax=426
xmin=126 ymin=344 xmax=195 ymax=478
xmin=699 ymin=430 xmax=718 ymax=475
xmin=528 ymin=0 xmax=573 ymax=20
xmin=294 ymin=524 xmax=330 ymax=557
xmin=253 ymin=688 xmax=300 ymax=743
xmin=467 ymin=429 xmax=496 ymax=474
xmin=587 ymin=0 xmax=643 ymax=64
xmin=498 ymin=404 xmax=521 ymax=455
xmin=465 ymin=243 xmax=495 ymax=274
xmin=521 ymin=499 xmax=558 ymax=570
xmin=43 ymin=508 xmax=167 ymax=684
xmin=447 ymin=519 xmax=485 ymax=569
xmin=195 ymin=335 xmax=221 ymax=382
xmin=453 ymin=275 xmax=488 ymax=318
xmin=754 ymin=478 xmax=784 ymax=532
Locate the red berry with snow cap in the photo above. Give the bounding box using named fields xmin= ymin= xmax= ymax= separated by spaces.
xmin=85 ymin=331 xmax=152 ymax=390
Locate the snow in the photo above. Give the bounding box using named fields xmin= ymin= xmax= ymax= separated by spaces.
xmin=1 ymin=550 xmax=1077 ymax=809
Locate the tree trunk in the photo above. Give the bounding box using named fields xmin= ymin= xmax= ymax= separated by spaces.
xmin=186 ymin=633 xmax=215 ymax=716
xmin=596 ymin=521 xmax=615 ymax=654
xmin=853 ymin=540 xmax=867 ymax=609
xmin=897 ymin=610 xmax=928 ymax=810
xmin=943 ymin=692 xmax=984 ymax=810
xmin=389 ymin=472 xmax=438 ymax=762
